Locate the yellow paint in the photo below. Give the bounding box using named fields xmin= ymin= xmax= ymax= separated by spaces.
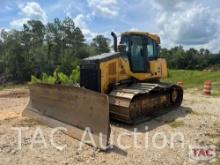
xmin=122 ymin=31 xmax=160 ymax=44
xmin=100 ymin=56 xmax=168 ymax=93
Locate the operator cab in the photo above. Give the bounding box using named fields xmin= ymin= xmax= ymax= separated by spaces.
xmin=118 ymin=32 xmax=160 ymax=73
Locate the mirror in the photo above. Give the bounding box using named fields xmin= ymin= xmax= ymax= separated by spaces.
xmin=118 ymin=44 xmax=126 ymax=53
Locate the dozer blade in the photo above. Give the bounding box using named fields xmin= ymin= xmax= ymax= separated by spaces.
xmin=23 ymin=84 xmax=110 ymax=150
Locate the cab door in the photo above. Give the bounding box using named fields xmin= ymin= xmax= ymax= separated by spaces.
xmin=129 ymin=35 xmax=147 ymax=72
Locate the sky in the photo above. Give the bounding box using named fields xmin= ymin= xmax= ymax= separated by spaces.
xmin=0 ymin=0 xmax=220 ymax=52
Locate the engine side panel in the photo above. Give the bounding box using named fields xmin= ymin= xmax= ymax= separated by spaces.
xmin=80 ymin=52 xmax=168 ymax=93
xmin=99 ymin=56 xmax=168 ymax=93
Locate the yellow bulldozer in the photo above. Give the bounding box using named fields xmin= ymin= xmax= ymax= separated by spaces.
xmin=23 ymin=31 xmax=183 ymax=150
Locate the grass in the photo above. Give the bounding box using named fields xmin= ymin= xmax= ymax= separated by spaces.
xmin=188 ymin=110 xmax=200 ymax=116
xmin=190 ymin=111 xmax=216 ymax=117
xmin=169 ymin=120 xmax=184 ymax=128
xmin=162 ymin=69 xmax=220 ymax=96
xmin=1 ymin=69 xmax=220 ymax=94
xmin=0 ymin=83 xmax=27 ymax=91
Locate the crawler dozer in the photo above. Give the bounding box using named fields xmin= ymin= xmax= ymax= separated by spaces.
xmin=23 ymin=31 xmax=183 ymax=150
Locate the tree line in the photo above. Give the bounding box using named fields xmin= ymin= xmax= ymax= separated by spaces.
xmin=0 ymin=18 xmax=220 ymax=84
xmin=160 ymin=46 xmax=220 ymax=70
xmin=0 ymin=18 xmax=110 ymax=83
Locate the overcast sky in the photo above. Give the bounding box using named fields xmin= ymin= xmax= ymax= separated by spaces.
xmin=0 ymin=0 xmax=220 ymax=52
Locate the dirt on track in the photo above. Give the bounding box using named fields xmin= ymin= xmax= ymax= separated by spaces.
xmin=0 ymin=88 xmax=219 ymax=165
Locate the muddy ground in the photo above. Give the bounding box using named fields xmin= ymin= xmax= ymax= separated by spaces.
xmin=0 ymin=88 xmax=219 ymax=165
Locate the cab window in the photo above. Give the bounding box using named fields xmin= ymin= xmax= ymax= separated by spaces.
xmin=147 ymin=39 xmax=156 ymax=58
xmin=129 ymin=35 xmax=147 ymax=72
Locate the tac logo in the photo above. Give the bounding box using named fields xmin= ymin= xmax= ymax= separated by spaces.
xmin=189 ymin=145 xmax=216 ymax=162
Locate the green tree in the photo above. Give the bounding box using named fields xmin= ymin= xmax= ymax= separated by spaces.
xmin=3 ymin=30 xmax=30 ymax=81
xmin=91 ymin=35 xmax=110 ymax=54
xmin=1 ymin=17 xmax=220 ymax=84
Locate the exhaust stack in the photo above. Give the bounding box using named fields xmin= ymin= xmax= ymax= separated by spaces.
xmin=111 ymin=32 xmax=117 ymax=52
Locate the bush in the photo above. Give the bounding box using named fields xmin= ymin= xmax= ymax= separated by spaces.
xmin=31 ymin=67 xmax=80 ymax=85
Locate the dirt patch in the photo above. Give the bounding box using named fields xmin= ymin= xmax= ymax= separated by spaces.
xmin=0 ymin=89 xmax=29 ymax=98
xmin=168 ymin=120 xmax=184 ymax=128
xmin=0 ymin=88 xmax=219 ymax=164
xmin=12 ymin=118 xmax=40 ymax=127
